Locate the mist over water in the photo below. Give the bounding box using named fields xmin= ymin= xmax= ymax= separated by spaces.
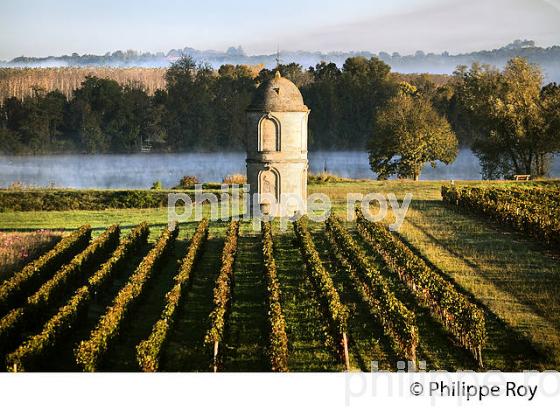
xmin=0 ymin=150 xmax=558 ymax=189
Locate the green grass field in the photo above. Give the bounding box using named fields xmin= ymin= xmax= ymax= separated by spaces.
xmin=0 ymin=180 xmax=558 ymax=371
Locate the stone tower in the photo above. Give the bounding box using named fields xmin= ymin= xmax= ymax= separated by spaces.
xmin=246 ymin=71 xmax=310 ymax=216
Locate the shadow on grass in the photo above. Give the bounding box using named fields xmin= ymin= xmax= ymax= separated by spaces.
xmin=395 ymin=211 xmax=551 ymax=370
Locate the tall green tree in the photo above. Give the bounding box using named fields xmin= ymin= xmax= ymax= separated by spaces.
xmin=302 ymin=62 xmax=341 ymax=149
xmin=256 ymin=63 xmax=312 ymax=88
xmin=214 ymin=64 xmax=255 ymax=149
xmin=539 ymin=82 xmax=560 ymax=175
xmin=368 ymin=83 xmax=458 ymax=180
xmin=164 ymin=56 xmax=218 ymax=151
xmin=338 ymin=57 xmax=395 ymax=149
xmin=1 ymin=89 xmax=68 ymax=153
xmin=69 ymin=76 xmax=124 ymax=153
xmin=453 ymin=58 xmax=559 ymax=178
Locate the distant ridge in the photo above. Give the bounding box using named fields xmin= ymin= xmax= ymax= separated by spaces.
xmin=2 ymin=40 xmax=560 ymax=81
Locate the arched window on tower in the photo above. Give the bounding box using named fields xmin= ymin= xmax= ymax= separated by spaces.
xmin=259 ymin=168 xmax=280 ymax=203
xmin=259 ymin=115 xmax=279 ymax=152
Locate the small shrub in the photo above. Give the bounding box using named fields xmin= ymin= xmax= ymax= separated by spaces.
xmin=174 ymin=175 xmax=199 ymax=189
xmin=7 ymin=181 xmax=28 ymax=190
xmin=307 ymin=172 xmax=352 ymax=184
xmin=151 ymin=181 xmax=163 ymax=190
xmin=222 ymin=174 xmax=247 ymax=185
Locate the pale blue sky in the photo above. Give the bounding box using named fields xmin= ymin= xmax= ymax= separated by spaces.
xmin=1 ymin=0 xmax=559 ymax=60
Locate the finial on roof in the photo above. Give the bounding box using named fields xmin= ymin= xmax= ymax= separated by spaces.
xmin=275 ymin=45 xmax=281 ymax=67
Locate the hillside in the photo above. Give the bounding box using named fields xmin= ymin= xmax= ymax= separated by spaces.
xmin=2 ymin=40 xmax=560 ymax=81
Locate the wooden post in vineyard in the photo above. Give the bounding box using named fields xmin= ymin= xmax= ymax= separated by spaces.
xmin=342 ymin=332 xmax=350 ymax=371
xmin=477 ymin=346 xmax=483 ymax=368
xmin=213 ymin=341 xmax=219 ymax=373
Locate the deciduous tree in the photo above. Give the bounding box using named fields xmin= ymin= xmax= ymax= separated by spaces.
xmin=368 ymin=83 xmax=458 ymax=180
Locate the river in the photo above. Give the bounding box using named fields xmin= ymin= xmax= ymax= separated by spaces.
xmin=0 ymin=150 xmax=558 ymax=189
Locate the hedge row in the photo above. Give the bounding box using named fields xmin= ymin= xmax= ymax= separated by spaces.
xmin=441 ymin=185 xmax=560 ymax=248
xmin=0 ymin=225 xmax=92 ymax=313
xmin=0 ymin=190 xmax=173 ymax=212
xmin=325 ymin=215 xmax=418 ymax=361
xmin=75 ymin=225 xmax=179 ymax=371
xmin=136 ymin=219 xmax=209 ymax=372
xmin=0 ymin=225 xmax=119 ymax=357
xmin=5 ymin=223 xmax=150 ymax=371
xmin=261 ymin=221 xmax=289 ymax=372
xmin=0 ymin=189 xmax=229 ymax=212
xmin=292 ymin=216 xmax=349 ymax=365
xmin=355 ymin=209 xmax=486 ymax=366
xmin=205 ymin=220 xmax=240 ymax=350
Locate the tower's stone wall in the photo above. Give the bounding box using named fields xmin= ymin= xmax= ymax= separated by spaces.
xmin=245 ymin=74 xmax=309 ymax=216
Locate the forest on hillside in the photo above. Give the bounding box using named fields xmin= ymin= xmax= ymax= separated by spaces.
xmin=3 ymin=40 xmax=560 ymax=81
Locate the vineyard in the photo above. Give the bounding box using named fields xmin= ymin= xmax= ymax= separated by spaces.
xmin=442 ymin=185 xmax=560 ymax=248
xmin=0 ymin=181 xmax=558 ymax=371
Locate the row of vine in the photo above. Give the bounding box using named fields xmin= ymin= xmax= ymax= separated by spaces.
xmin=325 ymin=215 xmax=418 ymax=362
xmin=5 ymin=223 xmax=149 ymax=371
xmin=0 ymin=225 xmax=120 ymax=359
xmin=441 ymin=185 xmax=559 ymax=248
xmin=136 ymin=219 xmax=209 ymax=372
xmin=0 ymin=225 xmax=92 ymax=313
xmin=204 ymin=220 xmax=240 ymax=372
xmin=261 ymin=221 xmax=289 ymax=372
xmin=75 ymin=225 xmax=178 ymax=371
xmin=292 ymin=216 xmax=350 ymax=370
xmin=355 ymin=209 xmax=486 ymax=366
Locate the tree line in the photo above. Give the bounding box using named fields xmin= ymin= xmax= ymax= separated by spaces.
xmin=1 ymin=55 xmax=559 ymax=179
